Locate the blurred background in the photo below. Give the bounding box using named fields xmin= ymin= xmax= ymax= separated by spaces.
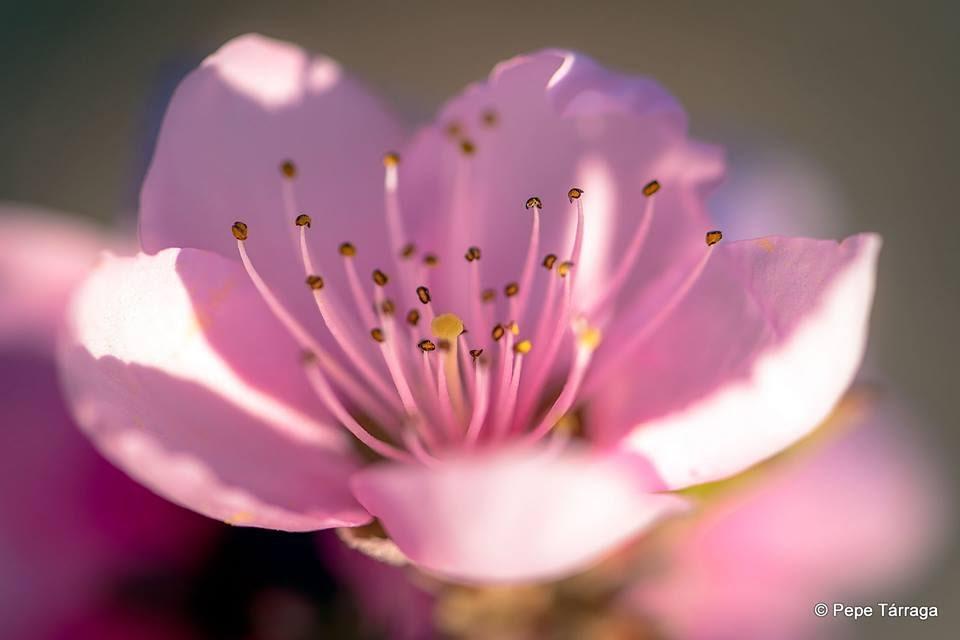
xmin=1 ymin=1 xmax=957 ymax=638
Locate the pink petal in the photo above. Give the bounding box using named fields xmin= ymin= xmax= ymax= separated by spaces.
xmin=399 ymin=49 xmax=723 ymax=317
xmin=58 ymin=248 xmax=370 ymax=531
xmin=627 ymin=396 xmax=949 ymax=639
xmin=140 ymin=33 xmax=405 ymax=341
xmin=350 ymin=447 xmax=687 ymax=584
xmin=0 ymin=204 xmax=125 ymax=351
xmin=588 ymin=233 xmax=881 ymax=489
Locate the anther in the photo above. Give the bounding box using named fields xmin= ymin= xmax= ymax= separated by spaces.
xmin=438 ymin=339 xmax=452 ymax=351
xmin=469 ymin=348 xmax=484 ymax=360
xmin=513 ymin=339 xmax=533 ymax=355
xmin=504 ymin=282 xmax=519 ymax=297
xmin=383 ymin=151 xmax=400 ymax=167
xmin=400 ymin=243 xmax=416 ymax=259
xmin=231 ymin=221 xmax=249 ymax=241
xmin=492 ymin=324 xmax=506 ymax=341
xmin=305 ymin=275 xmax=324 ymax=290
xmin=380 ymin=299 xmax=396 ymax=315
xmin=445 ymin=122 xmax=462 ymax=138
xmin=642 ymin=180 xmax=661 ymax=197
xmin=431 ymin=313 xmax=465 ymax=340
xmin=423 ymin=254 xmax=439 ymax=268
xmin=542 ymin=253 xmax=557 ymax=270
xmin=465 ymin=246 xmax=482 ymax=262
xmin=567 ymin=187 xmax=584 ymax=203
xmin=370 ymin=328 xmax=386 ymax=343
xmin=525 ymin=196 xmax=543 ymax=210
xmin=295 ymin=213 xmax=312 ymax=228
xmin=705 ymin=230 xmax=723 ymax=246
xmin=459 ymin=139 xmax=476 ymax=155
xmin=280 ymin=160 xmax=297 ymax=179
xmin=418 ymin=339 xmax=437 ymax=352
xmin=300 ymin=349 xmax=317 ymax=364
xmin=507 ymin=321 xmax=519 ymax=336
xmin=558 ymin=261 xmax=574 ymax=277
xmin=372 ymin=269 xmax=390 ymax=287
xmin=406 ymin=309 xmax=421 ymax=326
xmin=481 ymin=109 xmax=498 ymax=127
xmin=579 ymin=326 xmax=603 ymax=351
xmin=481 ymin=289 xmax=496 ymax=303
xmin=339 ymin=242 xmax=357 ymax=257
xmin=416 ymin=286 xmax=432 ymax=304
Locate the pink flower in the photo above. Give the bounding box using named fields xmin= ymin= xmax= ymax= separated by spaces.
xmin=0 ymin=207 xmax=216 ymax=639
xmin=58 ymin=34 xmax=880 ymax=584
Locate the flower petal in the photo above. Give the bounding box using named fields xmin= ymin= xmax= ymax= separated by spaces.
xmin=350 ymin=447 xmax=688 ymax=584
xmin=627 ymin=394 xmax=948 ymax=639
xmin=399 ymin=49 xmax=723 ymax=316
xmin=140 ymin=33 xmax=405 ymax=341
xmin=58 ymin=248 xmax=370 ymax=531
xmin=0 ymin=204 xmax=125 ymax=351
xmin=587 ymin=233 xmax=880 ymax=489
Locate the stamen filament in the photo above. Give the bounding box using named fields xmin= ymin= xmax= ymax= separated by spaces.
xmin=511 ymin=201 xmax=541 ymax=323
xmin=464 ymin=363 xmax=491 ymax=445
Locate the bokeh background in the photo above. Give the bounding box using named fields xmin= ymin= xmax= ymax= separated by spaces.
xmin=1 ymin=1 xmax=957 ymax=637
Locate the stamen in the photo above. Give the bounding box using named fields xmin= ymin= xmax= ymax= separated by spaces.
xmin=295 ymin=213 xmax=312 ymax=228
xmin=557 ymin=261 xmax=574 ymax=278
xmin=464 ymin=363 xmax=491 ymax=445
xmin=370 ymin=327 xmax=386 ymax=343
xmin=470 ymin=349 xmax=484 ymax=360
xmin=464 ymin=246 xmax=482 ymax=262
xmin=513 ymin=339 xmax=533 ymax=354
xmin=504 ymin=282 xmax=520 ymax=297
xmin=481 ymin=109 xmax=498 ymax=127
xmin=418 ymin=339 xmax=437 ymax=352
xmin=542 ymin=254 xmax=557 ymax=270
xmin=339 ymin=242 xmax=357 ymax=257
xmin=706 ymin=229 xmax=723 ymax=246
xmin=423 ymin=254 xmax=439 ymax=268
xmin=512 ymin=195 xmax=542 ymax=323
xmin=280 ymin=160 xmax=297 ymax=179
xmin=432 ymin=313 xmax=467 ymax=418
xmin=401 ymin=243 xmax=416 ymax=258
xmin=380 ymin=299 xmax=396 ymax=315
xmin=305 ymin=275 xmax=324 ymax=290
xmin=231 ymin=221 xmax=248 ymax=241
xmin=459 ymin=139 xmax=476 ymax=155
xmin=372 ymin=269 xmax=390 ymax=287
xmin=525 ymin=196 xmax=543 ymax=210
xmin=416 ymin=286 xmax=432 ymax=304
xmin=482 ymin=289 xmax=496 ymax=303
xmin=567 ymin=187 xmax=584 ymax=203
xmin=406 ymin=309 xmax=421 ymax=326
xmin=642 ymin=180 xmax=660 ymax=196
xmin=492 ymin=324 xmax=506 ymax=341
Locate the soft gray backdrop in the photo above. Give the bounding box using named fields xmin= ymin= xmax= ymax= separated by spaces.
xmin=2 ymin=1 xmax=956 ymax=637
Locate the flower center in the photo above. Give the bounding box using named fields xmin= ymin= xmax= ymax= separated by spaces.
xmin=230 ymin=147 xmax=721 ymax=466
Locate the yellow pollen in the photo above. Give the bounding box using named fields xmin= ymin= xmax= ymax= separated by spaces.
xmin=416 ymin=286 xmax=432 ymax=304
xmin=372 ymin=269 xmax=389 ymax=287
xmin=339 ymin=242 xmax=357 ymax=257
xmin=459 ymin=139 xmax=477 ymax=155
xmin=508 ymin=321 xmax=519 ymax=336
xmin=295 ymin=213 xmax=312 ymax=228
xmin=370 ymin=327 xmax=386 ymax=343
xmin=423 ymin=254 xmax=439 ymax=268
xmin=643 ymin=180 xmax=661 ymax=197
xmin=406 ymin=309 xmax=421 ymax=326
xmin=400 ymin=243 xmax=416 ymax=258
xmin=706 ymin=230 xmax=723 ymax=246
xmin=431 ymin=313 xmax=465 ymax=340
xmin=513 ymin=339 xmax=533 ymax=354
xmin=305 ymin=275 xmax=324 ymax=290
xmin=418 ymin=339 xmax=437 ymax=352
xmin=481 ymin=288 xmax=496 ymax=303
xmin=525 ymin=196 xmax=542 ymax=210
xmin=481 ymin=109 xmax=498 ymax=127
xmin=542 ymin=253 xmax=557 ymax=270
xmin=280 ymin=160 xmax=297 ymax=179
xmin=231 ymin=221 xmax=248 ymax=241
xmin=383 ymin=151 xmax=400 ymax=167
xmin=557 ymin=261 xmax=574 ymax=277
xmin=492 ymin=324 xmax=505 ymax=341
xmin=567 ymin=187 xmax=584 ymax=203
xmin=579 ymin=326 xmax=603 ymax=350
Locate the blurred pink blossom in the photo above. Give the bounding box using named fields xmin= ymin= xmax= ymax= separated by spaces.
xmin=0 ymin=208 xmax=217 ymax=640
xmin=59 ymin=34 xmax=880 ymax=584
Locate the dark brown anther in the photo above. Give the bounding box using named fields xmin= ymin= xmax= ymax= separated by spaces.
xmin=423 ymin=254 xmax=439 ymax=268
xmin=295 ymin=213 xmax=312 ymax=228
xmin=383 ymin=151 xmax=400 ymax=168
xmin=444 ymin=122 xmax=462 ymax=138
xmin=339 ymin=242 xmax=357 ymax=257
xmin=370 ymin=328 xmax=386 ymax=343
xmin=437 ymin=339 xmax=451 ymax=351
xmin=567 ymin=187 xmax=584 ymax=203
xmin=705 ymin=230 xmax=723 ymax=246
xmin=372 ymin=269 xmax=389 ymax=287
xmin=231 ymin=221 xmax=248 ymax=241
xmin=642 ymin=180 xmax=661 ymax=197
xmin=305 ymin=275 xmax=324 ymax=290
xmin=469 ymin=348 xmax=484 ymax=360
xmin=380 ymin=299 xmax=396 ymax=315
xmin=492 ymin=324 xmax=505 ymax=341
xmin=542 ymin=253 xmax=557 ymax=270
xmin=459 ymin=139 xmax=476 ymax=155
xmin=481 ymin=109 xmax=498 ymax=127
xmin=280 ymin=160 xmax=297 ymax=179
xmin=465 ymin=246 xmax=482 ymax=262
xmin=481 ymin=288 xmax=496 ymax=303
xmin=525 ymin=196 xmax=543 ymax=210
xmin=400 ymin=243 xmax=416 ymax=258
xmin=406 ymin=309 xmax=421 ymax=326
xmin=300 ymin=349 xmax=317 ymax=364
xmin=416 ymin=286 xmax=432 ymax=304
xmin=504 ymin=282 xmax=519 ymax=297
xmin=418 ymin=339 xmax=437 ymax=352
